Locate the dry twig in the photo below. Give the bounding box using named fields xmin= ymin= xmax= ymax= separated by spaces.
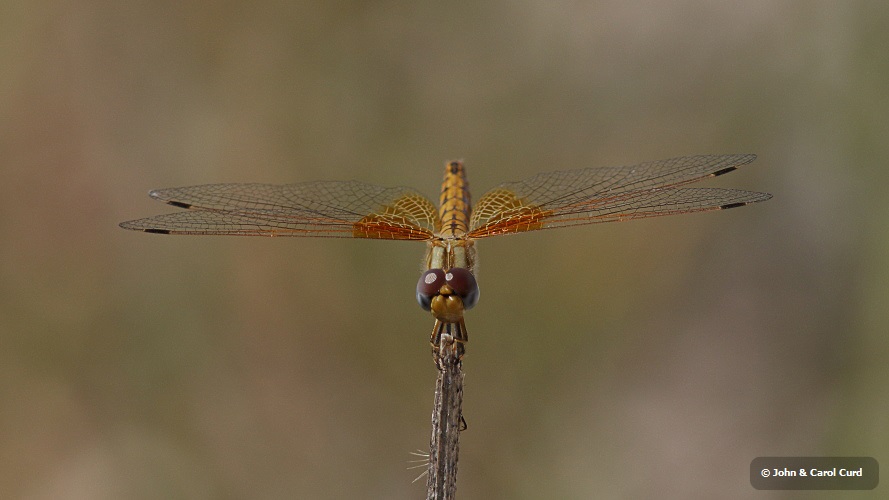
xmin=425 ymin=333 xmax=465 ymax=499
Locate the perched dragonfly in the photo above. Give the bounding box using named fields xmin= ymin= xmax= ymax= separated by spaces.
xmin=120 ymin=154 xmax=771 ymax=355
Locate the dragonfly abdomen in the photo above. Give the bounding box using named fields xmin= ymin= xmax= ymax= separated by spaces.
xmin=438 ymin=161 xmax=471 ymax=238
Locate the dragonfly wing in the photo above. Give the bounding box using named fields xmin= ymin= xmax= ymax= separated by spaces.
xmin=468 ymin=154 xmax=770 ymax=237
xmin=525 ymin=187 xmax=771 ymax=228
xmin=120 ymin=181 xmax=440 ymax=240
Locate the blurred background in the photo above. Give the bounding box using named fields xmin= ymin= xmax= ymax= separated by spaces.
xmin=1 ymin=1 xmax=886 ymax=498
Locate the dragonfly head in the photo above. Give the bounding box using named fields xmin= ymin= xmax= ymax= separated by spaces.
xmin=416 ymin=267 xmax=479 ymax=321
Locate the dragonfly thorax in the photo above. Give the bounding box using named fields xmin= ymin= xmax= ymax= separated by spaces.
xmin=426 ymin=238 xmax=476 ymax=273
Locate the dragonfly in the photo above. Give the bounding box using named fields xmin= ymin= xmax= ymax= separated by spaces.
xmin=120 ymin=154 xmax=771 ymax=357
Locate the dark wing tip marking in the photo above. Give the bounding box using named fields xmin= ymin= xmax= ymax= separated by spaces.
xmin=712 ymin=166 xmax=738 ymax=177
xmin=120 ymin=219 xmax=172 ymax=234
xmin=712 ymin=154 xmax=757 ymax=176
xmin=721 ymin=191 xmax=772 ymax=210
xmin=147 ymin=189 xmax=192 ymax=208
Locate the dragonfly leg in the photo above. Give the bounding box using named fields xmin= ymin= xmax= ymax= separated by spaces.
xmin=430 ymin=319 xmax=469 ymax=365
xmin=455 ymin=318 xmax=468 ymax=344
xmin=430 ymin=319 xmax=444 ymax=359
xmin=450 ymin=319 xmax=467 ymax=361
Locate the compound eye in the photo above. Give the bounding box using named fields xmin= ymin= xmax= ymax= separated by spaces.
xmin=416 ymin=269 xmax=446 ymax=311
xmin=445 ymin=267 xmax=479 ymax=310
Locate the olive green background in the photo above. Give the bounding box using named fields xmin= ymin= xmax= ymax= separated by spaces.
xmin=2 ymin=2 xmax=886 ymax=498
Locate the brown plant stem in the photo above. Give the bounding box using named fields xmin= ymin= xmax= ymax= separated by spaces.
xmin=426 ymin=333 xmax=465 ymax=499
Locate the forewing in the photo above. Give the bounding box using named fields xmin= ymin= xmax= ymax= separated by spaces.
xmin=469 ymin=154 xmax=770 ymax=237
xmin=120 ymin=181 xmax=440 ymax=240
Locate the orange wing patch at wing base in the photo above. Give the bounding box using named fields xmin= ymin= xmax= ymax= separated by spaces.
xmin=467 ymin=188 xmax=550 ymax=236
xmin=353 ymin=193 xmax=440 ymax=240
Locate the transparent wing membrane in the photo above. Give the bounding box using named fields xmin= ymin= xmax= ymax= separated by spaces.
xmin=469 ymin=154 xmax=770 ymax=237
xmin=120 ymin=181 xmax=439 ymax=240
xmin=121 ymin=155 xmax=770 ymax=240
